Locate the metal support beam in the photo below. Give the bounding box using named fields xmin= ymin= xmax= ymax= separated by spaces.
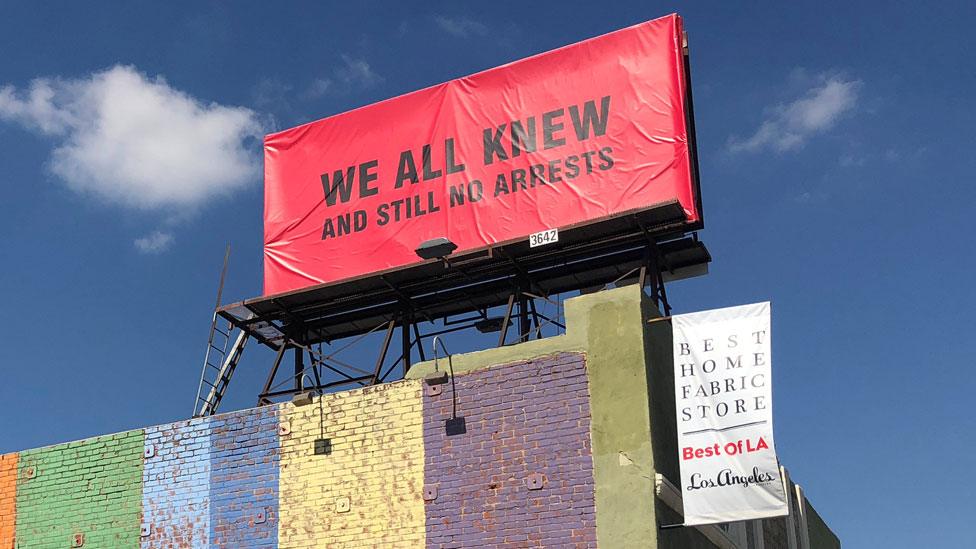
xmin=639 ymin=248 xmax=649 ymax=288
xmin=258 ymin=343 xmax=289 ymax=406
xmin=518 ymin=285 xmax=530 ymax=343
xmin=401 ymin=309 xmax=412 ymax=376
xmin=372 ymin=320 xmax=396 ymax=384
xmin=260 ymin=376 xmax=373 ymax=399
xmin=657 ymin=267 xmax=672 ymax=315
xmin=528 ymin=298 xmax=542 ymax=340
xmin=307 ymin=348 xmax=323 ymax=388
xmin=413 ymin=322 xmax=426 ymax=362
xmin=645 ymin=242 xmax=672 ymax=315
xmin=648 ymin=246 xmax=661 ymax=310
xmin=498 ymin=293 xmax=516 ymax=347
xmin=293 ymin=346 xmax=304 ymax=392
xmin=379 ymin=355 xmax=404 ymax=383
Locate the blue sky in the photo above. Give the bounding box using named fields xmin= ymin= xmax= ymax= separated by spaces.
xmin=1 ymin=1 xmax=974 ymax=546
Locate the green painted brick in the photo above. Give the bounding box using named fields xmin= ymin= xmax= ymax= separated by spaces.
xmin=16 ymin=430 xmax=144 ymax=548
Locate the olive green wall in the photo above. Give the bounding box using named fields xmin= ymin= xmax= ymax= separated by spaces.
xmin=806 ymin=496 xmax=841 ymax=549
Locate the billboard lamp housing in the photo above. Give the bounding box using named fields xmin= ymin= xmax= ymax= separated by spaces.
xmin=474 ymin=317 xmax=504 ymax=333
xmin=415 ymin=237 xmax=457 ymax=260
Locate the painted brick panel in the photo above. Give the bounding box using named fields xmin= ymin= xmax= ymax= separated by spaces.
xmin=142 ymin=417 xmax=211 ymax=548
xmin=0 ymin=453 xmax=17 ymax=549
xmin=279 ymin=381 xmax=426 ymax=548
xmin=209 ymin=406 xmax=280 ymax=548
xmin=15 ymin=431 xmax=144 ymax=548
xmin=423 ymin=352 xmax=597 ymax=548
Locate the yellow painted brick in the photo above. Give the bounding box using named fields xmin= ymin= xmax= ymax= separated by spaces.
xmin=278 ymin=379 xmax=426 ymax=548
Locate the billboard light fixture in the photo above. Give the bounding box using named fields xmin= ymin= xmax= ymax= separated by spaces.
xmin=416 ymin=237 xmax=457 ymax=260
xmin=424 ymin=371 xmax=449 ymax=385
xmin=474 ymin=317 xmax=504 ymax=333
xmin=291 ymin=391 xmax=316 ymax=406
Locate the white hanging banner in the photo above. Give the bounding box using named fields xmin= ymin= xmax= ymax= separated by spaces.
xmin=672 ymin=302 xmax=789 ymax=526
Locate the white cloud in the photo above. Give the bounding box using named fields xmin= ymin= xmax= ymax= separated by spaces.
xmin=303 ymin=55 xmax=382 ymax=99
xmin=0 ymin=81 xmax=75 ymax=134
xmin=335 ymin=55 xmax=382 ymax=88
xmin=252 ymin=77 xmax=294 ymax=109
xmin=729 ymin=75 xmax=862 ymax=153
xmin=433 ymin=15 xmax=488 ymax=38
xmin=133 ymin=230 xmax=174 ymax=254
xmin=0 ymin=65 xmax=263 ymax=209
xmin=304 ymin=77 xmax=333 ymax=98
xmin=839 ymin=153 xmax=866 ymax=167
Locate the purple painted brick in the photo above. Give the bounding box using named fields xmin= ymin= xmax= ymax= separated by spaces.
xmin=423 ymin=353 xmax=596 ymax=548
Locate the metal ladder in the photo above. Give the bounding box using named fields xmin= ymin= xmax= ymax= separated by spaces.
xmin=192 ymin=246 xmax=250 ymax=418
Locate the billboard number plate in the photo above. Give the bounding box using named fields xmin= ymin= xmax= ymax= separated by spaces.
xmin=529 ymin=228 xmax=558 ymax=248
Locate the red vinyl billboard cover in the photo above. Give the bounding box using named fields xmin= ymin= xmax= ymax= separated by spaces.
xmin=264 ymin=13 xmax=699 ymax=296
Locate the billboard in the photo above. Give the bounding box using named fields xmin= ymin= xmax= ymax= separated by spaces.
xmin=672 ymin=302 xmax=789 ymax=525
xmin=263 ymin=13 xmax=700 ymax=296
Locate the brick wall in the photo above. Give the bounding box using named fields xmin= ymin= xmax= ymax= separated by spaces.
xmin=16 ymin=431 xmax=143 ymax=548
xmin=142 ymin=417 xmax=211 ymax=548
xmin=0 ymin=453 xmax=16 ymax=548
xmin=0 ymin=287 xmax=839 ymax=548
xmin=423 ymin=353 xmax=596 ymax=548
xmin=0 ymin=353 xmax=598 ymax=548
xmin=279 ymin=381 xmax=426 ymax=547
xmin=209 ymin=406 xmax=280 ymax=548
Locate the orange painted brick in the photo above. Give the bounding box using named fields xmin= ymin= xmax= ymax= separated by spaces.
xmin=0 ymin=453 xmax=16 ymax=549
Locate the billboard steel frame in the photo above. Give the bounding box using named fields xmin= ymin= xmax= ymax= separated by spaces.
xmin=209 ymin=203 xmax=708 ymax=409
